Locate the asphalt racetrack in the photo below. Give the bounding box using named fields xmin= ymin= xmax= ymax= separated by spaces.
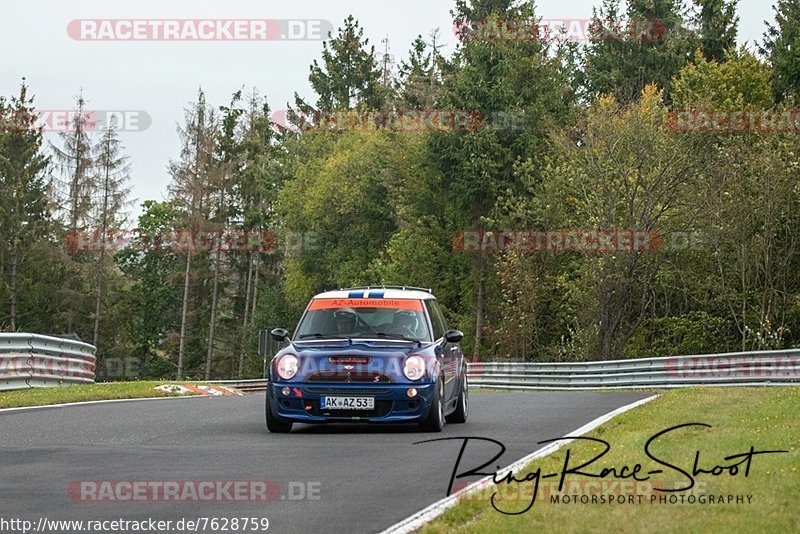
xmin=0 ymin=391 xmax=653 ymax=533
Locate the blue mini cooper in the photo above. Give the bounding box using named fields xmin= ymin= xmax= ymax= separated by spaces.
xmin=265 ymin=286 xmax=469 ymax=433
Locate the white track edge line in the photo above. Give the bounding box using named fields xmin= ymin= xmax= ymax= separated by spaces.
xmin=379 ymin=394 xmax=659 ymax=534
xmin=0 ymin=393 xmax=211 ymax=413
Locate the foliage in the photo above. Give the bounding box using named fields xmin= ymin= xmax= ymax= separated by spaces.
xmin=4 ymin=3 xmax=800 ymax=376
xmin=585 ymin=0 xmax=695 ymax=103
xmin=760 ymin=0 xmax=800 ymax=102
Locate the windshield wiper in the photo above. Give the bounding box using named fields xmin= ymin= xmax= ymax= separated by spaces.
xmin=370 ymin=332 xmax=422 ymax=346
xmin=297 ymin=333 xmax=351 ymax=342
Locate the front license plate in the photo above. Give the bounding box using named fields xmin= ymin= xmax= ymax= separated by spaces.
xmin=321 ymin=396 xmax=375 ymax=410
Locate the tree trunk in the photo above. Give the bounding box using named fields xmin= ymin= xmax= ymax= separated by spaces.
xmin=473 ymin=259 xmax=484 ymax=361
xmin=205 ymin=241 xmax=222 ymax=380
xmin=205 ymin=170 xmax=228 ymax=380
xmin=93 ymin=150 xmax=112 ymax=348
xmin=597 ymin=277 xmax=615 ymax=361
xmin=250 ymin=254 xmax=260 ymax=320
xmin=177 ymin=252 xmax=192 ymax=379
xmin=92 ymin=276 xmax=102 ymax=347
xmin=178 ymin=91 xmax=208 ymax=379
xmin=237 ymin=253 xmax=255 ymax=379
xmin=9 ymin=245 xmax=18 ymax=332
xmin=67 ymin=118 xmax=86 ymax=335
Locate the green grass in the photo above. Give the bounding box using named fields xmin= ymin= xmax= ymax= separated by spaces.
xmin=0 ymin=381 xmax=198 ymax=409
xmin=422 ymin=387 xmax=800 ymax=534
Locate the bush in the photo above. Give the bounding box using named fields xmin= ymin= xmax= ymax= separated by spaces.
xmin=623 ymin=312 xmax=738 ymax=358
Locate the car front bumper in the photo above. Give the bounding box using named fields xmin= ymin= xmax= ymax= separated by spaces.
xmin=267 ymin=382 xmax=435 ymax=423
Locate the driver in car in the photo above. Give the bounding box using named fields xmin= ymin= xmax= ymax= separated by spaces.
xmin=334 ymin=310 xmax=357 ymax=335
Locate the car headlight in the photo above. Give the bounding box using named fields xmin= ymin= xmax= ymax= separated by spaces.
xmin=276 ymin=354 xmax=299 ymax=380
xmin=403 ymin=355 xmax=426 ymax=381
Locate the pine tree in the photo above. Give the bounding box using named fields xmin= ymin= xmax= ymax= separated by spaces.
xmin=233 ymin=91 xmax=277 ymax=378
xmin=692 ymin=0 xmax=739 ymax=63
xmin=396 ymin=34 xmax=445 ymax=109
xmin=89 ymin=119 xmax=132 ymax=347
xmin=452 ymin=0 xmax=519 ymax=21
xmin=0 ymin=81 xmax=51 ymax=331
xmin=51 ymin=94 xmax=95 ymax=240
xmin=50 ymin=93 xmax=96 ymax=335
xmin=169 ymin=89 xmax=216 ymax=379
xmin=760 ymin=0 xmax=800 ymax=102
xmin=307 ymin=15 xmax=385 ymax=110
xmin=428 ymin=0 xmax=574 ymax=358
xmin=585 ymin=0 xmax=693 ymax=103
xmin=203 ymin=91 xmax=244 ymax=380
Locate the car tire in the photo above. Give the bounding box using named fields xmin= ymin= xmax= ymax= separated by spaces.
xmin=420 ymin=377 xmax=445 ymax=432
xmin=446 ymin=368 xmax=468 ymax=424
xmin=266 ymin=392 xmax=293 ymax=433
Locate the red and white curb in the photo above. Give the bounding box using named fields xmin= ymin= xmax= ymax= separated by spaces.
xmin=155 ymin=384 xmax=244 ymax=396
xmin=379 ymin=394 xmax=659 ymax=534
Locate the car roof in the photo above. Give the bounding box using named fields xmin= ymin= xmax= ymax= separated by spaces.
xmin=313 ymin=287 xmax=435 ymax=301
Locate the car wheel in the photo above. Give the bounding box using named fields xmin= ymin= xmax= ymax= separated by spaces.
xmin=420 ymin=377 xmax=445 ymax=432
xmin=266 ymin=391 xmax=293 ymax=433
xmin=446 ymin=368 xmax=468 ymax=424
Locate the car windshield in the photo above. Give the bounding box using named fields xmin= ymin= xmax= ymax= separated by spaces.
xmin=295 ymin=299 xmax=430 ymax=342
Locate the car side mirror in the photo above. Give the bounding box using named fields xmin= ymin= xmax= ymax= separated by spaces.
xmin=445 ymin=330 xmax=464 ymax=343
xmin=270 ymin=328 xmax=290 ymax=342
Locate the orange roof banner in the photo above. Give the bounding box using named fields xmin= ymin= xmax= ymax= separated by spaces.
xmin=309 ymin=299 xmax=423 ymax=311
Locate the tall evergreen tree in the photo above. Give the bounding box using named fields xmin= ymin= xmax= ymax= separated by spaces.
xmin=50 ymin=94 xmax=96 ymax=335
xmin=426 ymin=0 xmax=574 ymax=357
xmin=760 ymin=0 xmax=800 ymax=102
xmin=169 ymin=89 xmax=216 ymax=379
xmin=396 ymin=33 xmax=446 ymax=109
xmin=692 ymin=0 xmax=739 ymax=63
xmin=0 ymin=81 xmax=51 ymax=332
xmin=89 ymin=120 xmax=132 ymax=348
xmin=232 ymin=91 xmax=279 ymax=378
xmin=51 ymin=94 xmax=95 ymax=240
xmin=585 ymin=0 xmax=693 ymax=103
xmin=203 ymin=91 xmax=244 ymax=380
xmin=307 ymin=15 xmax=385 ymax=110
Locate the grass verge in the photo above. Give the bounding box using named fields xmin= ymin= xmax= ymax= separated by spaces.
xmin=422 ymin=387 xmax=799 ymax=534
xmin=0 ymin=381 xmax=198 ymax=409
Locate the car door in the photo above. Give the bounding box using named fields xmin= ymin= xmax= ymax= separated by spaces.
xmin=428 ymin=300 xmax=459 ymax=403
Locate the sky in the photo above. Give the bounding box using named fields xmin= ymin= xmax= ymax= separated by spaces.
xmin=0 ymin=1 xmax=778 ymax=220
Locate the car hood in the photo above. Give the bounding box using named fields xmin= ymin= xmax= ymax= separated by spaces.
xmin=290 ymin=340 xmax=430 ymax=358
xmin=273 ymin=340 xmax=438 ymax=383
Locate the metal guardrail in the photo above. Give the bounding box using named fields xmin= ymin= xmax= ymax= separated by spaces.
xmin=468 ymin=349 xmax=800 ymax=390
xmin=0 ymin=333 xmax=97 ymax=391
xmin=210 ymin=349 xmax=800 ymax=392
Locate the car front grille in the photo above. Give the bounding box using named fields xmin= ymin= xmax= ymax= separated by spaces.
xmin=305 ymin=371 xmax=393 ymax=384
